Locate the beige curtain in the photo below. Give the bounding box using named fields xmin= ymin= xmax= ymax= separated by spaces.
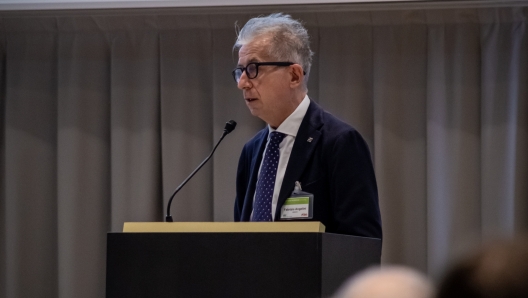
xmin=1 ymin=4 xmax=527 ymax=297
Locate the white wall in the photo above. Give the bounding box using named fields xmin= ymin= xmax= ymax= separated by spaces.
xmin=0 ymin=0 xmax=421 ymax=11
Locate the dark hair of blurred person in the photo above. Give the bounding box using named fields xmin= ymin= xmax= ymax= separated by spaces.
xmin=437 ymin=238 xmax=528 ymax=298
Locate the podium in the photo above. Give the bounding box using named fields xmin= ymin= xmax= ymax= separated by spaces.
xmin=106 ymin=222 xmax=381 ymax=298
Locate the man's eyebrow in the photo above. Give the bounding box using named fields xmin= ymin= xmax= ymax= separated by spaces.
xmin=237 ymin=58 xmax=260 ymax=67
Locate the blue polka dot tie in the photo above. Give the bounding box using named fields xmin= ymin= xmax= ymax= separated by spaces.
xmin=252 ymin=131 xmax=287 ymax=221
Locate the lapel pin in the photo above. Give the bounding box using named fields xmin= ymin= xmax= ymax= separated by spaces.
xmin=307 ymin=137 xmax=313 ymax=142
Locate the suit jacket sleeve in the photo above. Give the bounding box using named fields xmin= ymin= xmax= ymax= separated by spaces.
xmin=328 ymin=129 xmax=382 ymax=238
xmin=234 ymin=144 xmax=249 ymax=222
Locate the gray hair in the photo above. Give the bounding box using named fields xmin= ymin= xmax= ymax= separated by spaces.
xmin=234 ymin=13 xmax=314 ymax=86
xmin=333 ymin=266 xmax=434 ymax=298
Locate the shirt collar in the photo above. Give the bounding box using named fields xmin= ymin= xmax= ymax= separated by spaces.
xmin=268 ymin=95 xmax=310 ymax=138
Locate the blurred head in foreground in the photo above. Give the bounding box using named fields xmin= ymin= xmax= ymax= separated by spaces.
xmin=333 ymin=266 xmax=434 ymax=298
xmin=437 ymin=238 xmax=528 ymax=298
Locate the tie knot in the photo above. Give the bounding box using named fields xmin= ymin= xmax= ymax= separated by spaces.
xmin=270 ymin=131 xmax=286 ymax=145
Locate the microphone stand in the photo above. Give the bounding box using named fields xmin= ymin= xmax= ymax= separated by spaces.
xmin=165 ymin=120 xmax=236 ymax=222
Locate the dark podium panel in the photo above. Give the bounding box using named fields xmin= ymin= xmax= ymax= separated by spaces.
xmin=106 ymin=232 xmax=381 ymax=298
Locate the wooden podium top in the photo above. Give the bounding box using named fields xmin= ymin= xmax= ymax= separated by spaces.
xmin=123 ymin=222 xmax=325 ymax=233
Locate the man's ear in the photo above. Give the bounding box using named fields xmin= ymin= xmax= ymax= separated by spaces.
xmin=289 ymin=64 xmax=304 ymax=88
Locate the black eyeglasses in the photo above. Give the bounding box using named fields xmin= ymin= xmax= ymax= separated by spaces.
xmin=232 ymin=62 xmax=294 ymax=83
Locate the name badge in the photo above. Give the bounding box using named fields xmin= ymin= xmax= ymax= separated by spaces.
xmin=280 ymin=182 xmax=314 ymax=220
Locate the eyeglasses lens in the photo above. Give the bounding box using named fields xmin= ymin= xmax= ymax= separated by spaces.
xmin=233 ymin=63 xmax=261 ymax=82
xmin=246 ymin=63 xmax=257 ymax=79
xmin=234 ymin=69 xmax=242 ymax=82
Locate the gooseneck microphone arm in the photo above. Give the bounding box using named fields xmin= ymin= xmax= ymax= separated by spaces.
xmin=165 ymin=120 xmax=237 ymax=222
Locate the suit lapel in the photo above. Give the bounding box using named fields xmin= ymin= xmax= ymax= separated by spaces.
xmin=274 ymin=101 xmax=324 ymax=220
xmin=243 ymin=128 xmax=269 ymax=220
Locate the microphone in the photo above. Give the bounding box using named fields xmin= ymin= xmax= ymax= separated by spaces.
xmin=165 ymin=120 xmax=237 ymax=222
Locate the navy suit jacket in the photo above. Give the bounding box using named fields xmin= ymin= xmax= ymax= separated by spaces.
xmin=234 ymin=100 xmax=382 ymax=238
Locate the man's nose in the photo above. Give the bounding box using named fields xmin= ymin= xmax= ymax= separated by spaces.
xmin=237 ymin=71 xmax=251 ymax=90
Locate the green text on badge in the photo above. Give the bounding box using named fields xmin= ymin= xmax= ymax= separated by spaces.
xmin=280 ymin=197 xmax=310 ymax=219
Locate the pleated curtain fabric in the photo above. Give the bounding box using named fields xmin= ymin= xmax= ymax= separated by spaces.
xmin=0 ymin=4 xmax=527 ymax=298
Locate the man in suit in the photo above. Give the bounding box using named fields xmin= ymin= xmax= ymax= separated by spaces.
xmin=232 ymin=13 xmax=382 ymax=238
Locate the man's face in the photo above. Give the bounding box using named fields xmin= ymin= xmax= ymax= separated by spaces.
xmin=236 ymin=37 xmax=294 ymax=128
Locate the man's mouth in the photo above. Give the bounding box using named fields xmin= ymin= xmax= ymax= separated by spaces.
xmin=245 ymin=98 xmax=258 ymax=102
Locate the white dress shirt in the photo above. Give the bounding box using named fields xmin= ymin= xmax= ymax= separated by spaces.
xmin=252 ymin=95 xmax=310 ymax=220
